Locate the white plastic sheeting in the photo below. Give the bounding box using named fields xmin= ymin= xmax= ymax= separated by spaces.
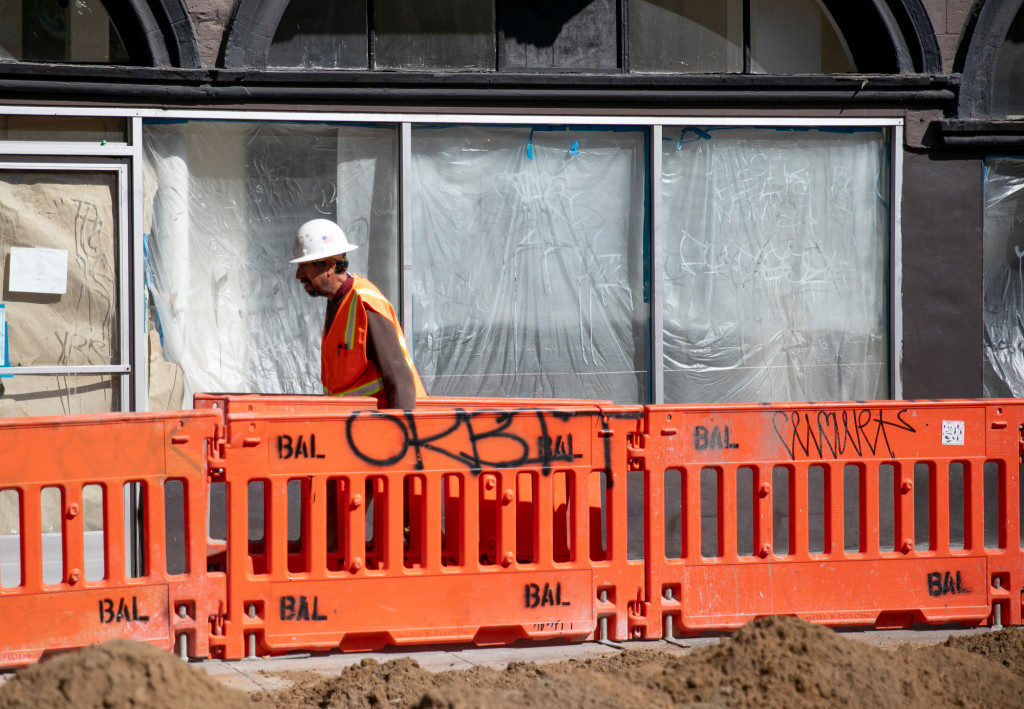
xmin=983 ymin=158 xmax=1024 ymax=396
xmin=144 ymin=121 xmax=398 ymax=405
xmin=660 ymin=127 xmax=890 ymax=403
xmin=410 ymin=126 xmax=648 ymax=402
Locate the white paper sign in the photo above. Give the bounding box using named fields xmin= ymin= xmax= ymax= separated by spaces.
xmin=0 ymin=304 xmax=5 ymax=364
xmin=8 ymin=247 xmax=68 ymax=294
xmin=941 ymin=420 xmax=965 ymax=446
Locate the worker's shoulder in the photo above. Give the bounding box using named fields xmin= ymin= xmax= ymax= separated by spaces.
xmin=350 ymin=275 xmax=395 ymax=312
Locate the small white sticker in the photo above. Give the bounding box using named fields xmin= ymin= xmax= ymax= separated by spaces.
xmin=941 ymin=420 xmax=965 ymax=446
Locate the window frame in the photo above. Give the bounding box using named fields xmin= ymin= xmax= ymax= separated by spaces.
xmin=0 ymin=152 xmax=133 ymax=412
xmin=226 ymin=0 xmax=938 ymax=74
xmin=0 ymin=105 xmax=903 ymax=408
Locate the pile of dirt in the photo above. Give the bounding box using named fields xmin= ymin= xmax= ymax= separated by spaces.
xmin=261 ymin=617 xmax=1024 ymax=708
xmin=2 ymin=618 xmax=1023 ymax=708
xmin=0 ymin=639 xmax=251 ymax=709
xmin=946 ymin=626 xmax=1024 ymax=677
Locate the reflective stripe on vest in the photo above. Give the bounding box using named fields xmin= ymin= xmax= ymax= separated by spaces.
xmin=330 ymin=377 xmax=384 ymax=397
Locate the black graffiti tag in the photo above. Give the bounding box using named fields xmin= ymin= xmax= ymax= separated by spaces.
xmin=344 ymin=408 xmax=587 ymax=475
xmin=770 ymin=408 xmax=916 ymax=460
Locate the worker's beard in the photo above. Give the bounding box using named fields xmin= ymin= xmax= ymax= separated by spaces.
xmin=300 ymin=279 xmax=328 ymax=298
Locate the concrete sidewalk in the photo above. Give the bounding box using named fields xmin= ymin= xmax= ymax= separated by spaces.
xmin=194 ymin=625 xmax=995 ymax=694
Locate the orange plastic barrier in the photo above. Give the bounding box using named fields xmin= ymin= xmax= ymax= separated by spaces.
xmin=209 ymin=403 xmax=644 ymax=659
xmin=0 ymin=395 xmax=1020 ymax=667
xmin=640 ymin=399 xmax=1024 ymax=639
xmin=0 ymin=411 xmax=224 ymax=668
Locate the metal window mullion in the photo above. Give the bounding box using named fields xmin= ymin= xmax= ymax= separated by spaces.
xmin=890 ymin=124 xmax=904 ymax=400
xmin=619 ymin=0 xmax=629 ymax=73
xmin=650 ymin=124 xmax=663 ymax=405
xmin=131 ymin=116 xmax=147 ymax=412
xmin=367 ymin=0 xmax=375 ymax=70
xmin=0 ymin=142 xmax=132 ymax=157
xmin=0 ymin=365 xmax=130 ymax=375
xmin=743 ymin=0 xmax=752 ymax=74
xmin=0 ymin=106 xmax=906 ymax=127
xmin=113 ymin=161 xmax=131 ymax=413
xmin=399 ymin=122 xmax=413 ymax=357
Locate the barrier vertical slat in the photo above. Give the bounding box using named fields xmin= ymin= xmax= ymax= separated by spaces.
xmin=894 ymin=462 xmax=913 ymax=555
xmin=537 ymin=470 xmax=554 ymax=565
xmin=424 ymin=474 xmax=442 ymax=572
xmin=685 ymin=468 xmax=702 ymax=560
xmin=719 ymin=467 xmax=737 ymax=561
xmin=933 ymin=461 xmax=950 ymax=553
xmin=147 ymin=481 xmax=168 ymax=577
xmin=609 ymin=467 xmax=627 ymax=565
xmin=308 ymin=476 xmax=327 ymax=577
xmin=103 ymin=480 xmax=126 ymax=585
xmin=269 ymin=478 xmax=289 ymax=578
xmin=967 ymin=461 xmax=985 ymax=552
xmin=1005 ymin=459 xmax=1021 ymax=553
xmin=754 ymin=465 xmax=772 ymax=557
xmin=385 ymin=476 xmax=404 ymax=571
xmin=644 ymin=466 xmax=665 ymax=621
xmin=184 ymin=476 xmax=200 ymax=576
xmin=575 ymin=469 xmax=590 ymax=566
xmin=462 ymin=473 xmax=480 ymax=572
xmin=346 ymin=474 xmax=366 ymax=574
xmin=862 ymin=465 xmax=880 ymax=555
xmin=791 ymin=465 xmax=809 ymax=558
xmin=507 ymin=470 xmax=521 ymax=567
xmin=22 ymin=485 xmax=42 ymax=592
xmin=996 ymin=460 xmax=1010 ymax=549
xmin=825 ymin=464 xmax=843 ymax=555
xmin=64 ymin=484 xmax=85 ymax=585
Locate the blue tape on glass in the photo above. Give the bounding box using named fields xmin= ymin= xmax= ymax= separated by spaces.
xmin=569 ymin=140 xmax=579 ymax=156
xmin=526 ymin=128 xmax=535 ymax=160
xmin=0 ymin=303 xmax=10 ymax=378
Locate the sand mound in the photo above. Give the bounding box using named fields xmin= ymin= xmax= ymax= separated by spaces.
xmin=3 ymin=619 xmax=1023 ymax=708
xmin=945 ymin=626 xmax=1024 ymax=676
xmin=0 ymin=639 xmax=251 ymax=709
xmin=261 ymin=617 xmax=1024 ymax=708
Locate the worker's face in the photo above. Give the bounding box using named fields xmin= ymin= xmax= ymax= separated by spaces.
xmin=295 ymin=258 xmax=336 ymax=298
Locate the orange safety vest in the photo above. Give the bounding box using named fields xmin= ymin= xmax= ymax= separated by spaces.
xmin=321 ymin=273 xmax=426 ymax=406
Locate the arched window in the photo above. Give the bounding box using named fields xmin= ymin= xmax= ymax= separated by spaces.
xmin=993 ymin=5 xmax=1024 ymax=118
xmin=224 ymin=0 xmax=938 ymax=74
xmin=0 ymin=0 xmax=129 ymax=63
xmin=0 ymin=0 xmax=200 ymax=67
xmin=957 ymin=0 xmax=1024 ymax=118
xmin=629 ymin=0 xmax=854 ymax=74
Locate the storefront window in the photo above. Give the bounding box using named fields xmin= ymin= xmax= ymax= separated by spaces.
xmin=660 ymin=127 xmax=890 ymax=402
xmin=0 ymin=170 xmax=121 ymax=416
xmin=983 ymin=158 xmax=1024 ymax=396
xmin=143 ymin=121 xmax=399 ymax=406
xmin=410 ymin=125 xmax=649 ymax=402
xmin=142 ymin=117 xmax=894 ymax=408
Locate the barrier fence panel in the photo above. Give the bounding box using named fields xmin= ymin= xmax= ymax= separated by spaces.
xmin=211 ymin=403 xmax=645 ymax=659
xmin=1 ymin=395 xmax=1019 ymax=668
xmin=0 ymin=411 xmax=223 ymax=668
xmin=642 ymin=400 xmax=1024 ymax=639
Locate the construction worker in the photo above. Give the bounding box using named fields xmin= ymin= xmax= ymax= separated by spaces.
xmin=291 ymin=218 xmax=425 ymax=409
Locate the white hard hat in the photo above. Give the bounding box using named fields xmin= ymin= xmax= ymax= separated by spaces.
xmin=289 ymin=219 xmax=359 ymax=264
